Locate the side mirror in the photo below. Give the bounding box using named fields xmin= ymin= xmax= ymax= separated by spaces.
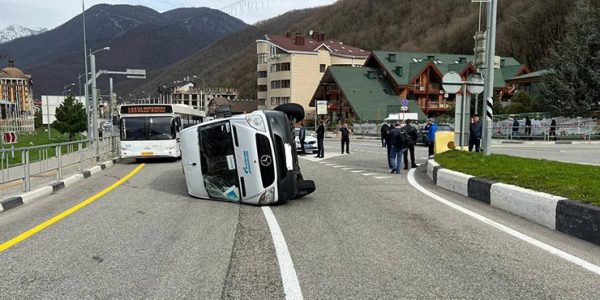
xmin=112 ymin=115 xmax=118 ymax=125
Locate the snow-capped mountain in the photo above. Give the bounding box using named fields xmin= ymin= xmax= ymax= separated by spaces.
xmin=0 ymin=25 xmax=48 ymax=44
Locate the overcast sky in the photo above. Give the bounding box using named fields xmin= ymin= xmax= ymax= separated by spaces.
xmin=1 ymin=0 xmax=337 ymax=29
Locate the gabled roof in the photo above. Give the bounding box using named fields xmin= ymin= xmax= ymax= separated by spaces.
xmin=508 ymin=69 xmax=551 ymax=81
xmin=367 ymin=51 xmax=524 ymax=89
xmin=313 ymin=66 xmax=425 ymax=121
xmin=263 ymin=34 xmax=369 ymax=58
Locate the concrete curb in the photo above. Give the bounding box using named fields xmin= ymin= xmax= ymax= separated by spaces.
xmin=426 ymin=159 xmax=600 ymax=246
xmin=0 ymin=158 xmax=119 ymax=214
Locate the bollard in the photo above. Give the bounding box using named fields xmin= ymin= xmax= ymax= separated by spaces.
xmin=56 ymin=145 xmax=62 ymax=180
xmin=23 ymin=150 xmax=30 ymax=192
xmin=79 ymin=142 xmax=83 ymax=172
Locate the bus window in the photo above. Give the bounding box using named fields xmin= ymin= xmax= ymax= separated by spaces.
xmin=147 ymin=116 xmax=174 ymax=140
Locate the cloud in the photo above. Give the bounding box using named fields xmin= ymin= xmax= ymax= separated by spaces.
xmin=0 ymin=0 xmax=337 ymax=29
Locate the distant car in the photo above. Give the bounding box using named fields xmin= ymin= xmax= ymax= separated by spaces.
xmin=417 ymin=124 xmax=454 ymax=146
xmin=294 ymin=128 xmax=318 ymax=154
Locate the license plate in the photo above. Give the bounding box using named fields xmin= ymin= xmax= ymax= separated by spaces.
xmin=141 ymin=152 xmax=154 ymax=156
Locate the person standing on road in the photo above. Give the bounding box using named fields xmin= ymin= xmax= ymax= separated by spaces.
xmin=469 ymin=115 xmax=482 ymax=152
xmin=339 ymin=123 xmax=352 ymax=154
xmin=380 ymin=123 xmax=389 ymax=147
xmin=549 ymin=119 xmax=558 ymax=141
xmin=386 ymin=123 xmax=394 ymax=168
xmin=525 ymin=116 xmax=532 ymax=139
xmin=427 ymin=119 xmax=438 ymax=157
xmin=388 ymin=122 xmax=407 ymax=174
xmin=299 ymin=122 xmax=306 ymax=155
xmin=315 ymin=120 xmax=327 ymax=158
xmin=512 ymin=118 xmax=520 ymax=139
xmin=402 ymin=119 xmax=418 ymax=169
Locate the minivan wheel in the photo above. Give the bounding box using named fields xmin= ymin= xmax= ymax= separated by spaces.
xmin=274 ymin=103 xmax=305 ymax=122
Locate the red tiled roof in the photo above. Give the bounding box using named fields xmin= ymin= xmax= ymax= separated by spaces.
xmin=265 ymin=34 xmax=369 ymax=58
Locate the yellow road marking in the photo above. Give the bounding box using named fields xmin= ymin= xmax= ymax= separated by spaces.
xmin=0 ymin=163 xmax=145 ymax=252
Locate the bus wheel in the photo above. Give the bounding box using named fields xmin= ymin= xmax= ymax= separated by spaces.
xmin=274 ymin=103 xmax=305 ymax=122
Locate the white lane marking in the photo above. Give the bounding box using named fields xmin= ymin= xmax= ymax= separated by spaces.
xmin=325 ymin=164 xmax=335 ymax=166
xmin=361 ymin=173 xmax=377 ymax=176
xmin=407 ymin=169 xmax=600 ymax=276
xmin=262 ymin=207 xmax=304 ymax=299
xmin=332 ymin=165 xmax=345 ymax=168
xmin=350 ymin=170 xmax=365 ymax=173
xmin=375 ymin=176 xmax=391 ymax=179
xmin=342 ymin=168 xmax=353 ymax=170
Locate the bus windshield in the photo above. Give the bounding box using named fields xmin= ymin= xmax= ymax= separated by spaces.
xmin=198 ymin=121 xmax=240 ymax=201
xmin=121 ymin=116 xmax=175 ymax=141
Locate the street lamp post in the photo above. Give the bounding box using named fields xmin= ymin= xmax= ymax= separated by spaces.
xmin=63 ymin=83 xmax=75 ymax=96
xmin=89 ymin=46 xmax=110 ymax=161
xmin=482 ymin=0 xmax=498 ymax=156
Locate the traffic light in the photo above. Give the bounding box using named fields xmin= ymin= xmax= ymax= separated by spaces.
xmin=473 ymin=31 xmax=486 ymax=69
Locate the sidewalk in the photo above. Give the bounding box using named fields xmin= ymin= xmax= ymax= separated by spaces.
xmin=0 ymin=144 xmax=117 ymax=199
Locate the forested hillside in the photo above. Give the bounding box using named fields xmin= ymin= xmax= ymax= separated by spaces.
xmin=128 ymin=0 xmax=578 ymax=98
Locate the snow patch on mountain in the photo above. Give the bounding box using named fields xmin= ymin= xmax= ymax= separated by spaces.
xmin=0 ymin=25 xmax=48 ymax=44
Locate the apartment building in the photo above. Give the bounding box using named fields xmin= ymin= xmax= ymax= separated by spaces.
xmin=256 ymin=31 xmax=369 ymax=111
xmin=167 ymin=81 xmax=238 ymax=112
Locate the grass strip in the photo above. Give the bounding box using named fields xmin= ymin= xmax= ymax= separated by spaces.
xmin=434 ymin=151 xmax=600 ymax=207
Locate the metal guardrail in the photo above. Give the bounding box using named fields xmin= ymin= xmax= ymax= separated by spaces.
xmin=1 ymin=135 xmax=119 ymax=192
xmin=492 ymin=125 xmax=600 ymax=141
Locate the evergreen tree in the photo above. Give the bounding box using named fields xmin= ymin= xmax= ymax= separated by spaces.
xmin=53 ymin=96 xmax=87 ymax=140
xmin=540 ymin=1 xmax=600 ymax=117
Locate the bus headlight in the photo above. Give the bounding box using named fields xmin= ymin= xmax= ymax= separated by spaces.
xmin=259 ymin=186 xmax=276 ymax=205
xmin=245 ymin=115 xmax=266 ymax=132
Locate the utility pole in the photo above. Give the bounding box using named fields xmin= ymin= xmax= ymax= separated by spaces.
xmin=82 ymin=0 xmax=90 ymax=141
xmin=90 ymin=52 xmax=99 ymax=160
xmin=482 ymin=0 xmax=498 ymax=156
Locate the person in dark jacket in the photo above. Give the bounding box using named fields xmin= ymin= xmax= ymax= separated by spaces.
xmin=386 ymin=123 xmax=394 ymax=168
xmin=339 ymin=123 xmax=352 ymax=154
xmin=380 ymin=123 xmax=389 ymax=147
xmin=525 ymin=116 xmax=532 ymax=139
xmin=549 ymin=119 xmax=558 ymax=141
xmin=315 ymin=120 xmax=327 ymax=158
xmin=402 ymin=119 xmax=418 ymax=169
xmin=388 ymin=122 xmax=406 ymax=174
xmin=299 ymin=123 xmax=306 ymax=154
xmin=512 ymin=119 xmax=520 ymax=139
xmin=469 ymin=115 xmax=482 ymax=152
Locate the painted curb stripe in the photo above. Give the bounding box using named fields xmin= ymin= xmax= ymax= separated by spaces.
xmin=0 ymin=164 xmax=145 ymax=252
xmin=83 ymin=170 xmax=92 ymax=178
xmin=51 ymin=181 xmax=65 ymax=192
xmin=556 ymin=200 xmax=600 ymax=246
xmin=1 ymin=197 xmax=24 ymax=211
xmin=468 ymin=177 xmax=495 ymax=205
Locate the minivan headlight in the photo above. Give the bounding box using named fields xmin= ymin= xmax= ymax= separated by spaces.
xmin=245 ymin=115 xmax=266 ymax=132
xmin=259 ymin=186 xmax=276 ymax=205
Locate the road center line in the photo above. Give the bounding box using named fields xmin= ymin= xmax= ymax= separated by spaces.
xmin=262 ymin=207 xmax=303 ymax=300
xmin=407 ymin=169 xmax=600 ymax=275
xmin=0 ymin=164 xmax=146 ymax=252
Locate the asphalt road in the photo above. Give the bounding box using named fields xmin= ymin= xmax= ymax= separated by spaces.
xmin=0 ymin=140 xmax=599 ymax=298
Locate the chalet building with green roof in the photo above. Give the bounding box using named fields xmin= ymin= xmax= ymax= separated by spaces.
xmin=310 ymin=51 xmax=531 ymax=122
xmin=364 ymin=51 xmax=529 ymax=116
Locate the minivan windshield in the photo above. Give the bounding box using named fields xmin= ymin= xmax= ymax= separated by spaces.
xmin=121 ymin=116 xmax=175 ymax=141
xmin=198 ymin=121 xmax=240 ymax=201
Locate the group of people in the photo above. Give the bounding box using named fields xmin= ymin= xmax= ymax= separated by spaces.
xmin=381 ymin=119 xmax=419 ymax=174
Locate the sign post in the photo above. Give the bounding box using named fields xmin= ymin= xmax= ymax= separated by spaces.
xmin=443 ymin=71 xmax=484 ymax=150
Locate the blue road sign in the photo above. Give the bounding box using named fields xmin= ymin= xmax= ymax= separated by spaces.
xmin=401 ymin=99 xmax=409 ymax=107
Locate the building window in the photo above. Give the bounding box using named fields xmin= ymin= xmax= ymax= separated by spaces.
xmin=257 ymin=53 xmax=268 ymax=64
xmin=281 ymin=80 xmax=290 ymax=88
xmin=270 ymin=63 xmax=291 ymax=73
xmin=271 ymin=81 xmax=281 ymax=89
xmin=258 ymin=85 xmax=267 ymax=92
xmin=320 ymin=64 xmax=326 ymax=73
xmin=258 ymin=99 xmax=266 ymax=106
xmin=257 ymin=71 xmax=267 ymax=78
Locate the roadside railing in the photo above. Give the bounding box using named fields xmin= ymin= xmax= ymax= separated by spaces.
xmin=492 ymin=124 xmax=600 ymax=141
xmin=1 ymin=135 xmax=119 ymax=192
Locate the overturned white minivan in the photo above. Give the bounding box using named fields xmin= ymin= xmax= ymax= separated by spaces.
xmin=180 ymin=104 xmax=315 ymax=205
